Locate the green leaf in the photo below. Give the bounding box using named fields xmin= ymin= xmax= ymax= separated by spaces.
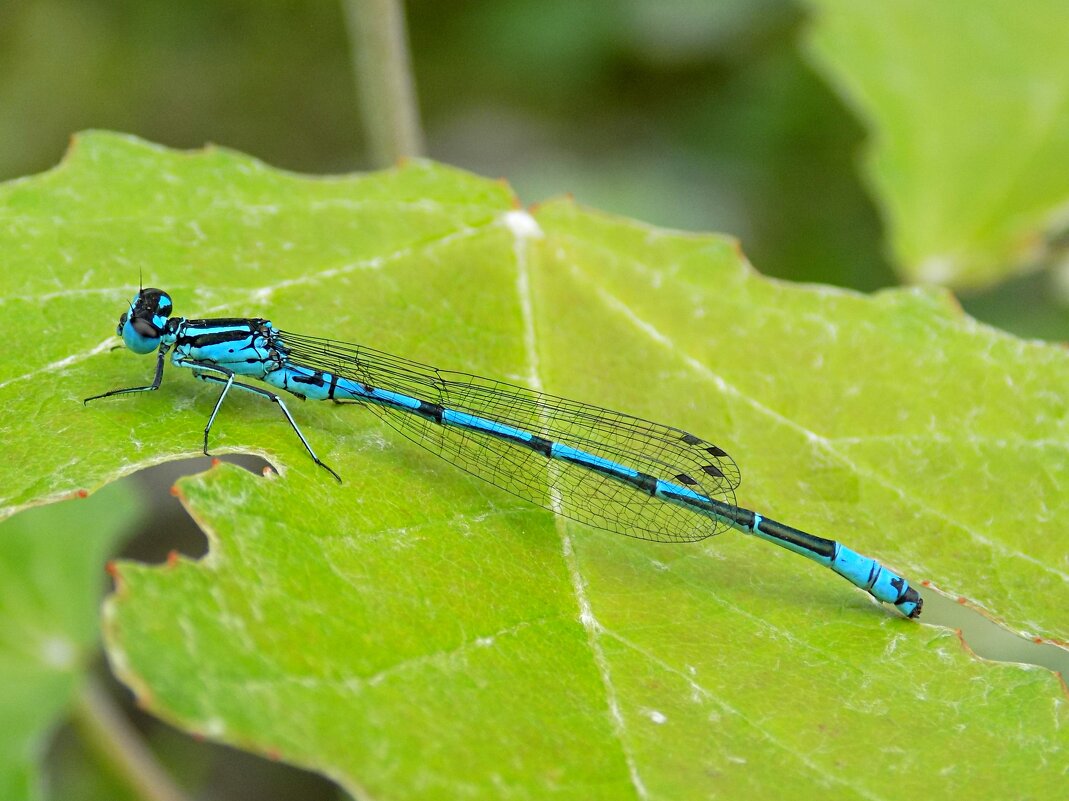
xmin=804 ymin=0 xmax=1069 ymax=288
xmin=1 ymin=132 xmax=1066 ymax=799
xmin=0 ymin=482 xmax=142 ymax=801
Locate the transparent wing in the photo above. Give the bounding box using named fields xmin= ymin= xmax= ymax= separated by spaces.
xmin=279 ymin=331 xmax=740 ymax=543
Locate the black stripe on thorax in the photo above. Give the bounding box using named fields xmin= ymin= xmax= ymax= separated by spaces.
xmin=178 ymin=329 xmax=257 ymax=348
xmin=184 ymin=318 xmax=263 ymax=327
xmin=291 ymin=371 xmax=326 ymax=387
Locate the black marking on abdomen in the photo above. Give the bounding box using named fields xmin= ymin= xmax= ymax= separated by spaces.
xmin=730 ymin=506 xmax=755 ymax=529
xmin=664 ymin=491 xmax=748 ymax=528
xmin=633 ymin=472 xmax=658 ymax=495
xmin=417 ymin=401 xmax=445 ymax=424
xmin=529 ymin=435 xmax=553 ymax=457
xmin=754 ymin=516 xmax=836 ymax=559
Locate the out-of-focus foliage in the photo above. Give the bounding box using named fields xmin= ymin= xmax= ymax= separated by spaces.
xmin=0 ymin=482 xmax=142 ymax=801
xmin=806 ymin=0 xmax=1069 ymax=290
xmin=0 ymin=0 xmax=360 ymax=175
xmin=0 ymin=0 xmax=893 ymax=293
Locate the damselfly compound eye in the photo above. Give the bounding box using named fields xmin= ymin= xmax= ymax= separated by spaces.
xmin=131 ymin=317 xmax=159 ymax=337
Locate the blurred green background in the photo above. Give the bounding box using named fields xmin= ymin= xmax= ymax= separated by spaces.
xmin=3 ymin=0 xmax=1066 ymax=339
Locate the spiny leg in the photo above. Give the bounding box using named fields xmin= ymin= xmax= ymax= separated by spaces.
xmin=191 ymin=369 xmax=342 ymax=482
xmin=84 ymin=344 xmax=171 ymax=404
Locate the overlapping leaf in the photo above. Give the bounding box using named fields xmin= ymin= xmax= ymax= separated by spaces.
xmin=805 ymin=0 xmax=1069 ymax=288
xmin=0 ymin=483 xmax=141 ymax=801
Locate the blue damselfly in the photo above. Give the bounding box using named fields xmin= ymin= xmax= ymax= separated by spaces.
xmin=85 ymin=288 xmax=923 ymax=618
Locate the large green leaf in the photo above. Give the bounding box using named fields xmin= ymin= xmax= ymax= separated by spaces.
xmin=0 ymin=482 xmax=142 ymax=801
xmin=804 ymin=0 xmax=1069 ymax=288
xmin=1 ymin=132 xmax=1066 ymax=799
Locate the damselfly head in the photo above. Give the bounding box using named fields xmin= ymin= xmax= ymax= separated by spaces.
xmin=118 ymin=287 xmax=173 ymax=354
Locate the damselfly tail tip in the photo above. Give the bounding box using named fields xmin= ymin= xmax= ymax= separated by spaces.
xmin=897 ymin=586 xmax=924 ymax=619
